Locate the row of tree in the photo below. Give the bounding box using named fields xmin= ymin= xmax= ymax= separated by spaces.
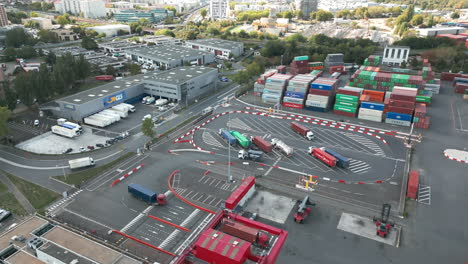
xmin=336 ymin=6 xmax=403 ymax=19
xmin=375 ymin=0 xmax=466 ymax=10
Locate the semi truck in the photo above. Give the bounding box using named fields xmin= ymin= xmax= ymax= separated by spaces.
xmin=100 ymin=110 xmax=122 ymax=121
xmin=57 ymin=119 xmax=82 ymax=134
xmin=238 ymin=149 xmax=263 ymax=161
xmin=110 ymin=106 xmax=129 ymax=118
xmin=113 ymin=104 xmax=131 ymax=113
xmin=119 ymin=103 xmax=136 ymax=112
xmin=219 ymin=220 xmax=270 ymax=248
xmin=68 ymin=157 xmax=95 ymax=169
xmin=291 ymin=122 xmax=314 ymax=140
xmin=155 ymin=98 xmax=168 ymax=106
xmin=219 ymin=129 xmax=237 ymax=145
xmin=251 ymin=136 xmax=273 ymax=153
xmin=271 ymin=138 xmax=293 ymax=157
xmin=142 ymin=96 xmax=150 ymax=104
xmin=230 ymin=131 xmax=250 ymax=148
xmin=51 ymin=125 xmax=80 ymax=138
xmin=128 ymin=183 xmax=157 ymax=204
xmin=324 ymin=148 xmax=350 ymax=169
xmin=309 ymin=147 xmax=337 ymax=167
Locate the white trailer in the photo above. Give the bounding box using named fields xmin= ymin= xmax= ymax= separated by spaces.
xmin=110 ymin=106 xmax=129 ymax=118
xmin=100 ymin=110 xmax=122 ymax=121
xmin=84 ymin=116 xmax=108 ymax=127
xmin=91 ymin=114 xmax=115 ymax=125
xmin=114 ymin=104 xmax=131 ymax=113
xmin=96 ymin=113 xmax=119 ymax=123
xmin=271 ymin=138 xmax=293 ymax=157
xmin=57 ymin=118 xmax=83 ymax=133
xmin=119 ymin=103 xmax=135 ymax=112
xmin=146 ymin=97 xmax=155 ymax=104
xmin=51 ymin=125 xmax=80 ymax=138
xmin=69 ymin=157 xmax=95 ymax=169
xmin=155 ymin=99 xmax=168 ymax=106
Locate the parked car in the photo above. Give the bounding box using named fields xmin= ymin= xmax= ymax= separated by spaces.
xmin=34 ymin=119 xmax=39 ymax=126
xmin=63 ymin=148 xmax=73 ymax=154
xmin=116 ymin=135 xmax=123 ymax=140
xmin=0 ymin=209 xmax=12 ymax=222
xmin=96 ymin=143 xmax=104 ymax=148
xmin=79 ymin=147 xmax=85 ymax=152
xmin=87 ymin=146 xmax=95 ymax=150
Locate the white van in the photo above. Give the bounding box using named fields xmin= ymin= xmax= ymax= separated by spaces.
xmin=142 ymin=114 xmax=152 ymax=121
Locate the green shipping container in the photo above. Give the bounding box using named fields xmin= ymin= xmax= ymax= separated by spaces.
xmin=415 ymin=96 xmax=431 ymax=103
xmin=336 ymin=94 xmax=359 ymax=102
xmin=335 ymin=100 xmax=359 ymax=108
xmin=294 ymin=56 xmax=309 ymax=61
xmin=465 ymin=89 xmax=468 ymax=95
xmin=413 ymin=117 xmax=419 ymax=123
xmin=333 ymin=105 xmax=357 ymax=113
xmin=230 ymin=131 xmax=250 ymax=148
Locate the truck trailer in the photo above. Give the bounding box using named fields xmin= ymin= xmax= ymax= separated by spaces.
xmin=324 ymin=148 xmax=350 ymax=169
xmin=238 ymin=149 xmax=263 ymax=161
xmin=219 ymin=129 xmax=237 ymax=145
xmin=230 ymin=131 xmax=250 ymax=148
xmin=128 ymin=183 xmax=157 ymax=204
xmin=155 ymin=98 xmax=168 ymax=106
xmin=309 ymin=147 xmax=337 ymax=167
xmin=219 ymin=220 xmax=269 ymax=248
xmin=251 ymin=136 xmax=273 ymax=153
xmin=51 ymin=125 xmax=80 ymax=138
xmin=109 ymin=107 xmax=128 ymax=118
xmin=119 ymin=103 xmax=136 ymax=112
xmin=69 ymin=157 xmax=95 ymax=169
xmin=100 ymin=110 xmax=122 ymax=121
xmin=291 ymin=122 xmax=314 ymax=140
xmin=271 ymin=138 xmax=293 ymax=157
xmin=57 ymin=118 xmax=82 ymax=134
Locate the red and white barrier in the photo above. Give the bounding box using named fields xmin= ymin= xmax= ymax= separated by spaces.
xmin=111 ymin=164 xmax=145 ymax=187
xmin=444 ymin=149 xmax=468 ymax=163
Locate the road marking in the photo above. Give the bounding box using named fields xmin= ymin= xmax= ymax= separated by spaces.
xmin=264 ymin=157 xmax=281 ymax=176
xmin=389 ymin=181 xmax=398 ymax=185
xmin=418 ymin=185 xmax=431 ymax=205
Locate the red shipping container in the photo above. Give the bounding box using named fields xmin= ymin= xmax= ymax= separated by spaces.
xmin=333 ymin=109 xmax=356 ymax=117
xmin=407 ymin=170 xmax=419 ymax=199
xmin=276 ymin=65 xmax=287 ymax=73
xmin=309 ymin=66 xmax=324 ymax=71
xmin=283 ymin=102 xmax=303 ymax=109
xmin=455 ymin=83 xmax=468 ymax=94
xmin=414 ymin=103 xmax=427 ymax=118
xmin=252 ymin=136 xmax=273 ymax=153
xmin=441 ymin=72 xmax=463 ymax=81
xmin=389 ymin=99 xmax=415 ymax=108
xmin=387 ymin=105 xmax=414 ymax=115
xmin=329 ymin=66 xmax=345 ymax=74
xmin=309 ymin=88 xmax=332 ymax=96
xmin=337 ymin=88 xmax=360 ymax=97
xmin=390 ymin=94 xmax=416 ymax=102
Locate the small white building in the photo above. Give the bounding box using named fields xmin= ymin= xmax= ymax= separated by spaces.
xmin=86 ymin=24 xmax=131 ymax=37
xmin=382 ymin=45 xmax=410 ymax=67
xmin=417 ymin=27 xmax=466 ymax=37
xmin=22 ymin=17 xmax=53 ymax=30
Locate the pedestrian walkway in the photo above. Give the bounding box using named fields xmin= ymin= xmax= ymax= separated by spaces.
xmin=417 ymin=185 xmax=431 ymax=205
xmin=348 ymin=159 xmax=371 ymax=174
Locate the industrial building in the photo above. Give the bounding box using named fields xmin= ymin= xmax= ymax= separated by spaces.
xmin=86 ymin=54 xmax=128 ymax=70
xmin=382 ymin=45 xmax=410 ymax=66
xmin=86 ymin=24 xmax=131 ymax=37
xmin=185 ymin=38 xmax=244 ymax=57
xmin=114 ymin=9 xmax=173 ymax=23
xmin=0 ymin=216 xmax=140 ymax=264
xmin=43 ymin=46 xmax=97 ymax=57
xmin=417 ymin=26 xmax=466 ymax=37
xmin=125 ymin=45 xmax=215 ymax=69
xmin=50 ymin=66 xmax=217 ymax=120
xmin=0 ymin=4 xmax=8 ymax=27
xmin=140 ymin=35 xmax=182 ymax=46
xmin=98 ymin=40 xmax=145 ymax=54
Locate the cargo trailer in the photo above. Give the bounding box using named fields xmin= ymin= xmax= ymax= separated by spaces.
xmin=238 ymin=149 xmax=263 ymax=161
xmin=219 ymin=129 xmax=237 ymax=145
xmin=230 ymin=131 xmax=250 ymax=148
xmin=51 ymin=125 xmax=80 ymax=138
xmin=69 ymin=157 xmax=95 ymax=169
xmin=110 ymin=107 xmax=129 ymax=118
xmin=219 ymin=220 xmax=269 ymax=248
xmin=271 ymin=138 xmax=293 ymax=157
xmin=291 ymin=122 xmax=314 ymax=140
xmin=309 ymin=147 xmax=336 ymax=167
xmin=324 ymin=148 xmax=349 ymax=169
xmin=83 ymin=116 xmax=107 ymax=127
xmin=251 ymin=136 xmax=273 ymax=153
xmin=128 ymin=183 xmax=157 ymax=204
xmin=119 ymin=103 xmax=136 ymax=112
xmin=100 ymin=110 xmax=122 ymax=121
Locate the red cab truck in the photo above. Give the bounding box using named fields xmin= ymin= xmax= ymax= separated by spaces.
xmin=95 ymin=75 xmax=114 ymax=81
xmin=291 ymin=122 xmax=314 ymax=140
xmin=251 ymin=136 xmax=273 ymax=153
xmin=309 ymin=147 xmax=337 ymax=167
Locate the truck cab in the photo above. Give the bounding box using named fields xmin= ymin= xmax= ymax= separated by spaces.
xmin=238 ymin=149 xmax=263 ymax=160
xmin=305 ymin=131 xmax=314 ymax=140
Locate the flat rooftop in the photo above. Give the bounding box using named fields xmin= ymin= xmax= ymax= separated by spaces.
xmin=45 ymin=46 xmax=95 ymax=57
xmin=144 ymin=66 xmax=217 ymax=84
xmin=186 ymin=38 xmax=243 ymax=50
xmin=39 ymin=242 xmax=94 ymax=264
xmin=126 ymin=45 xmax=210 ymax=62
xmin=5 ymin=250 xmax=45 ymax=264
xmin=87 ymin=56 xmax=127 ymax=66
xmin=0 ymin=216 xmax=47 ymax=250
xmin=57 ymin=75 xmax=145 ymax=105
xmin=98 ymin=40 xmax=145 ymax=49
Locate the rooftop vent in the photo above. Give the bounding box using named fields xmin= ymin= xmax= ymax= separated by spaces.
xmin=88 ymin=94 xmax=95 ymax=97
xmin=73 ymin=99 xmax=81 ymax=102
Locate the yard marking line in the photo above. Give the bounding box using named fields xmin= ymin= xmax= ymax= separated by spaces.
xmin=203 ymin=177 xmax=211 ymax=184
xmin=215 ymin=200 xmax=222 ymax=206
xmin=191 ymin=192 xmax=200 ymax=200
xmin=208 ymin=178 xmax=217 ymax=186
xmin=198 ymin=176 xmax=206 ymax=182
xmin=63 ymin=208 xmax=113 ymax=230
xmin=209 ymin=197 xmax=218 ymax=205
xmin=265 ymin=157 xmax=281 ymax=177
xmin=185 ymin=190 xmax=194 ymax=197
xmin=214 ymin=180 xmax=222 ymax=188
xmin=202 ymin=196 xmax=211 ymax=203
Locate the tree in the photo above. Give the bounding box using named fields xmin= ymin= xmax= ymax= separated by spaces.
xmin=260 ymin=40 xmax=285 ymax=57
xmin=231 ymin=70 xmax=251 ymax=85
xmin=45 ymin=51 xmax=57 ymax=65
xmin=127 ymin=63 xmax=141 ymax=75
xmin=154 ymin=29 xmax=175 ymax=37
xmin=6 ymin=11 xmax=28 ymax=24
xmin=400 ymin=60 xmax=407 ymax=68
xmin=0 ymin=107 xmax=11 ymax=139
xmin=81 ymin=36 xmax=98 ymax=50
xmin=427 ymin=15 xmax=434 ymax=27
xmin=3 ymin=84 xmax=17 ymax=111
xmin=56 ymin=15 xmax=70 ymax=27
xmin=85 ymin=29 xmax=98 ymax=37
xmin=310 ymin=10 xmax=334 ymax=22
xmin=117 ymin=29 xmax=129 ymax=36
xmin=200 ymin=8 xmax=207 ymax=19
xmin=224 ymin=61 xmax=233 ymax=70
xmin=14 ymin=73 xmax=34 ymax=106
xmin=130 ymin=22 xmax=143 ymax=35
xmin=24 ymin=20 xmax=40 ymax=29
xmin=38 ymin=29 xmax=59 ymax=43
xmin=410 ymin=14 xmax=424 ymax=26
xmin=451 ymin=11 xmax=460 ymax=19
xmin=141 ymin=118 xmax=155 ymax=138
xmin=75 ymin=55 xmax=91 ymax=80
xmin=5 ymin=28 xmax=34 ymax=48
xmin=29 ymin=11 xmax=39 ymax=17
xmin=18 ymin=46 xmax=37 ymax=58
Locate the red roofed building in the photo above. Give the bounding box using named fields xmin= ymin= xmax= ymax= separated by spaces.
xmin=225 ymin=176 xmax=255 ymax=210
xmin=193 ymin=228 xmax=252 ymax=264
xmin=436 ymin=34 xmax=468 ymax=44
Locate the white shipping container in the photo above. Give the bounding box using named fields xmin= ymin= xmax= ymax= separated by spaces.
xmin=94 ymin=113 xmax=117 ymax=124
xmin=110 ymin=107 xmax=129 ymax=118
xmin=358 ymin=113 xmax=383 ymax=122
xmin=385 ymin=118 xmax=411 ymax=127
xmin=51 ymin=125 xmax=79 ymax=138
xmin=84 ymin=116 xmax=107 ymax=127
xmin=358 ymin=108 xmax=384 ymax=117
xmin=283 ymin=97 xmax=304 ymax=104
xmin=305 ymin=100 xmax=328 ymax=108
xmin=100 ymin=110 xmax=122 ymax=121
xmin=307 ymin=94 xmax=330 ymax=103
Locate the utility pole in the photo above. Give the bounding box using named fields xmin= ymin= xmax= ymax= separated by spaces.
xmin=227 ymin=112 xmax=233 ymax=182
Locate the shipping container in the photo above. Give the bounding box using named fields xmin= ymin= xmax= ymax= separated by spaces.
xmin=333 ymin=104 xmax=357 ymax=113
xmin=334 ymin=109 xmax=356 ymax=117
xmin=230 ymin=131 xmax=250 ymax=148
xmin=385 ymin=118 xmax=411 ymax=126
xmin=128 ymin=183 xmax=157 ymax=204
xmin=309 ymin=88 xmax=332 ymax=96
xmin=360 ymin=101 xmax=384 ymax=111
xmin=220 ymin=129 xmax=237 ymax=145
xmin=387 ymin=105 xmax=414 ymax=115
xmin=336 ymin=94 xmax=359 ymax=102
xmin=407 ymin=170 xmax=419 ymax=199
xmin=284 ymin=91 xmax=306 ymax=99
xmin=305 ymin=105 xmax=328 ymax=112
xmin=386 ymin=112 xmax=412 ymax=121
xmin=251 ymin=136 xmax=273 ymax=153
xmin=219 ymin=220 xmax=268 ymax=247
xmin=283 ymin=102 xmax=304 ymax=109
xmin=358 ymin=113 xmax=383 ymax=122
xmin=310 ymin=148 xmax=337 ymax=167
xmin=291 ymin=122 xmax=314 ymax=140
xmin=324 ymin=148 xmax=349 ymax=169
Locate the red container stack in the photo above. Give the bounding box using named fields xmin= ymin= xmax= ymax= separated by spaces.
xmin=455 ymin=83 xmax=468 ymax=94
xmin=290 ymin=60 xmax=309 ymax=75
xmin=414 ymin=103 xmax=427 ymax=118
xmin=441 ymin=72 xmax=468 ymax=81
xmin=414 ymin=116 xmax=430 ymax=129
xmin=329 ymin=65 xmax=345 ymax=74
xmin=361 ymin=90 xmax=385 ymax=102
xmin=276 ymin=65 xmax=287 ymax=74
xmin=406 ymin=170 xmax=419 ymax=199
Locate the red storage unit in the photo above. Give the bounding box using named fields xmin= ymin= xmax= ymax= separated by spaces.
xmin=333 ymin=109 xmax=356 ymax=117
xmin=414 ymin=103 xmax=427 ymax=118
xmin=219 ymin=221 xmax=261 ymax=243
xmin=95 ymin=75 xmax=114 ymax=81
xmin=276 ymin=65 xmax=287 ymax=74
xmin=252 ymin=136 xmax=273 ymax=153
xmin=311 ymin=148 xmax=337 ymax=167
xmin=225 ymin=177 xmax=255 ymax=210
xmin=407 ymin=170 xmax=419 ymax=199
xmin=455 ymin=83 xmax=468 ymax=94
xmin=337 ymin=88 xmax=361 ymax=97
xmin=387 ymin=105 xmax=414 ymax=115
xmin=193 ymin=229 xmax=251 ymax=264
xmin=389 ymin=99 xmax=415 ymax=109
xmin=282 ymin=102 xmax=303 ymax=109
xmin=329 ymin=65 xmax=345 ymax=74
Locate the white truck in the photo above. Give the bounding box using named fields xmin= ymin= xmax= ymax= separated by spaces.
xmin=57 ymin=118 xmax=83 ymax=134
xmin=146 ymin=97 xmax=155 ymax=105
xmin=155 ymin=98 xmax=168 ymax=106
xmin=113 ymin=104 xmax=131 ymax=113
xmin=68 ymin=157 xmax=95 ymax=169
xmin=83 ymin=116 xmax=108 ymax=127
xmin=119 ymin=103 xmax=135 ymax=113
xmin=109 ymin=106 xmax=128 ymax=118
xmin=51 ymin=125 xmax=80 ymax=138
xmin=96 ymin=112 xmax=119 ymax=123
xmin=142 ymin=96 xmax=150 ymax=104
xmin=238 ymin=149 xmax=263 ymax=161
xmin=271 ymin=138 xmax=293 ymax=157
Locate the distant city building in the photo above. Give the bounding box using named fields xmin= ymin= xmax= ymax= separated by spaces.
xmin=295 ymin=0 xmax=317 ymax=17
xmin=185 ymin=38 xmax=244 ymax=57
xmin=417 ymin=27 xmax=466 ymax=37
xmin=382 ymin=45 xmax=410 ymax=66
xmin=210 ymin=0 xmax=230 ymax=19
xmin=21 ymin=17 xmax=53 ymax=30
xmin=0 ymin=4 xmax=8 ymax=27
xmin=234 ymin=4 xmax=290 ymax=13
xmin=86 ymin=24 xmax=131 ymax=37
xmin=114 ymin=8 xmax=172 ymax=23
xmin=52 ymin=28 xmax=80 ymax=41
xmin=55 ymin=0 xmax=106 ymax=19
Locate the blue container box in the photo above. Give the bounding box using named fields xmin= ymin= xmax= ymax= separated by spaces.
xmin=305 ymin=106 xmax=328 ymax=112
xmin=311 ymin=83 xmax=332 ymax=90
xmin=361 ymin=102 xmax=385 ymax=111
xmin=386 ymin=112 xmax=412 ymax=121
xmin=284 ymin=91 xmax=305 ymax=99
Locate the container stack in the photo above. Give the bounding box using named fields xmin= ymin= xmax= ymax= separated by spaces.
xmin=331 ymin=72 xmax=342 ymax=79
xmin=325 ymin=53 xmax=344 ymax=68
xmin=310 ymin=70 xmax=323 ymax=78
xmin=361 ymin=90 xmax=385 ymax=102
xmin=276 ymin=65 xmax=287 ymax=74
xmin=290 ymin=57 xmax=309 ymax=75
xmin=363 ymin=55 xmax=381 ymax=66
xmin=412 ymin=103 xmax=430 ymax=129
xmin=283 ymin=75 xmax=316 ymax=109
xmin=384 ymin=87 xmax=417 ymax=127
xmin=261 ymin=74 xmax=293 ymax=105
xmin=454 ymin=77 xmax=468 ymax=94
xmin=334 ymin=87 xmax=362 ymax=118
xmin=309 ymin=62 xmax=324 ymax=71
xmin=349 ymin=70 xmax=423 ymax=91
xmin=306 ymin=77 xmax=338 ymax=112
xmin=358 ymin=101 xmax=385 ymax=122
xmin=255 ymin=70 xmax=277 ymax=97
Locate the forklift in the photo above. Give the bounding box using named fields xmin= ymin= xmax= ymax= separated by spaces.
xmin=293 ymin=196 xmax=315 ymax=224
xmin=373 ymin=204 xmax=394 ymax=238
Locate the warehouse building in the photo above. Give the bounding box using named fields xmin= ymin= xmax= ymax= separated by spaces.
xmin=125 ymin=45 xmax=215 ymax=69
xmin=140 ymin=35 xmax=182 ymax=46
xmin=417 ymin=26 xmax=466 ymax=37
xmin=86 ymin=54 xmax=127 ymax=70
xmin=185 ymin=38 xmax=244 ymax=57
xmin=98 ymin=40 xmax=146 ymax=54
xmin=50 ymin=66 xmax=217 ymax=120
xmin=86 ymin=24 xmax=131 ymax=37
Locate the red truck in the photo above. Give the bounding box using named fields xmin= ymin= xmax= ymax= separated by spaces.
xmin=251 ymin=136 xmax=273 ymax=153
xmin=309 ymin=147 xmax=336 ymax=167
xmin=219 ymin=220 xmax=269 ymax=248
xmin=291 ymin=122 xmax=315 ymax=140
xmin=95 ymin=75 xmax=114 ymax=81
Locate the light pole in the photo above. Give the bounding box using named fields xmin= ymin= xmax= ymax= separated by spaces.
xmin=227 ymin=112 xmax=233 ymax=182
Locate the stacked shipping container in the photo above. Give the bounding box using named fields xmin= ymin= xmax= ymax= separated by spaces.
xmin=307 ymin=77 xmax=339 ymax=112
xmin=290 ymin=56 xmax=309 ymax=75
xmin=283 ymin=74 xmax=317 ymax=109
xmin=349 ymin=70 xmax=424 ymax=91
xmin=333 ymin=87 xmax=362 ymax=117
xmin=384 ymin=86 xmax=417 ymax=127
xmin=308 ymin=62 xmax=324 ymax=72
xmin=363 ymin=55 xmax=381 ymax=66
xmin=261 ymin=74 xmax=293 ymax=104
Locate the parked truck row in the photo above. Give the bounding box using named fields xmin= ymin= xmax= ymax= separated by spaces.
xmin=84 ymin=103 xmax=135 ymax=128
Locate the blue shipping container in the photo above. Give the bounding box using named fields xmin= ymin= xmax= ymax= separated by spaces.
xmin=361 ymin=102 xmax=385 ymax=111
xmin=386 ymin=112 xmax=412 ymax=121
xmin=454 ymin=77 xmax=468 ymax=84
xmin=324 ymin=148 xmax=350 ymax=169
xmin=220 ymin=129 xmax=237 ymax=145
xmin=284 ymin=91 xmax=305 ymax=99
xmin=305 ymin=106 xmax=328 ymax=112
xmin=128 ymin=183 xmax=157 ymax=204
xmin=311 ymin=83 xmax=332 ymax=91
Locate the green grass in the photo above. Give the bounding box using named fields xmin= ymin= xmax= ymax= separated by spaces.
xmin=0 ymin=180 xmax=7 ymax=193
xmin=54 ymin=152 xmax=135 ymax=186
xmin=0 ymin=193 xmax=28 ymax=216
xmin=4 ymin=172 xmax=60 ymax=212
